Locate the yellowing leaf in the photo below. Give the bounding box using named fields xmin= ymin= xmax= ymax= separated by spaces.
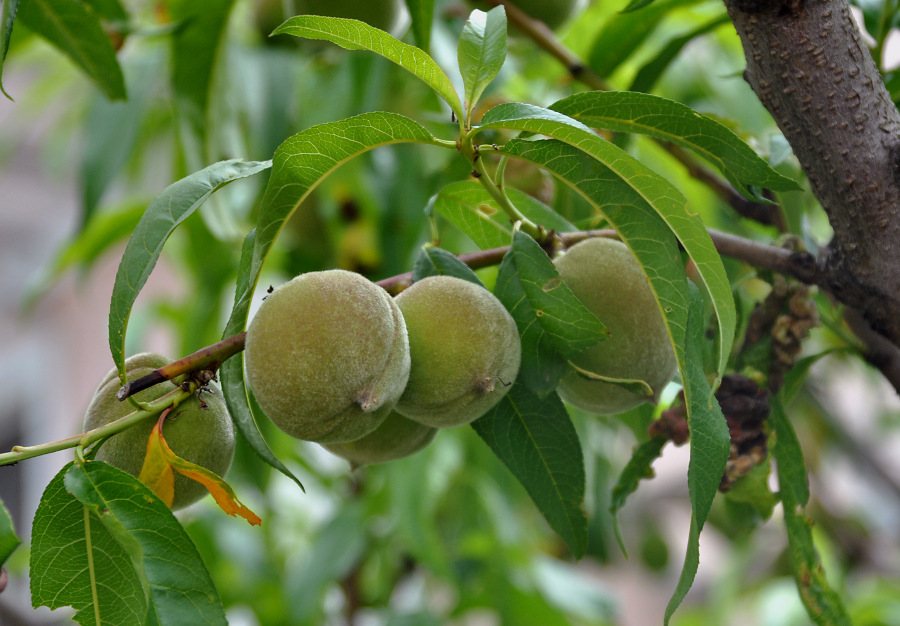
xmin=137 ymin=413 xmax=175 ymax=507
xmin=157 ymin=432 xmax=261 ymax=526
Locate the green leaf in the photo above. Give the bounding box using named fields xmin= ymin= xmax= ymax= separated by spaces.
xmin=609 ymin=436 xmax=667 ymax=556
xmin=65 ymin=461 xmax=227 ymax=625
xmin=587 ymin=0 xmax=699 ymax=78
xmin=620 ymin=0 xmax=657 ymax=11
xmin=0 ymin=496 xmax=19 ymax=567
xmin=492 ymin=231 xmax=607 ymax=395
xmin=431 ymin=180 xmax=576 ymax=250
xmin=225 ymin=113 xmax=435 ymax=345
xmin=31 ymin=462 xmax=147 ymax=625
xmin=458 ymin=7 xmax=506 ymax=119
xmin=665 ymin=284 xmax=730 ymax=624
xmin=0 ymin=0 xmax=20 ymax=100
xmin=412 ymin=247 xmax=486 ymax=286
xmin=499 ymin=138 xmax=690 ymax=364
xmin=273 ymin=15 xmax=463 ymax=120
xmin=166 ymin=0 xmax=235 ymax=141
xmin=404 ymin=0 xmax=434 ymax=51
xmin=771 ymin=396 xmax=852 ymax=625
xmin=221 ymin=229 xmax=305 ymax=492
xmin=108 ymin=159 xmax=271 ymax=381
xmin=550 ymin=91 xmax=801 ymax=199
xmin=18 ymin=0 xmax=126 ymax=100
xmin=628 ymin=15 xmax=730 ymax=94
xmin=472 ymin=384 xmax=587 ymax=558
xmin=481 ymin=105 xmax=734 ymax=382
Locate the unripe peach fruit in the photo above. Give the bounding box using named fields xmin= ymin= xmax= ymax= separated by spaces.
xmin=244 ymin=270 xmax=410 ymax=443
xmin=83 ymin=353 xmax=235 ymax=510
xmin=394 ymin=276 xmax=521 ymax=427
xmin=324 ymin=411 xmax=437 ymax=466
xmin=553 ymin=238 xmax=677 ymax=415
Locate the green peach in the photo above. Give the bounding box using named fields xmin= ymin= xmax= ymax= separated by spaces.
xmin=83 ymin=353 xmax=235 ymax=510
xmin=244 ymin=269 xmax=410 ymax=444
xmin=323 ymin=411 xmax=437 ymax=466
xmin=554 ymin=237 xmax=677 ymax=415
xmin=395 ymin=276 xmax=521 ymax=427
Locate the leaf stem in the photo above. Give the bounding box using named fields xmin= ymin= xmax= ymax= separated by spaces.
xmin=0 ymin=386 xmax=194 ymax=468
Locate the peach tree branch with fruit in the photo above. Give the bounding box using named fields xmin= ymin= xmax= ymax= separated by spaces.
xmin=0 ymin=6 xmax=855 ymax=625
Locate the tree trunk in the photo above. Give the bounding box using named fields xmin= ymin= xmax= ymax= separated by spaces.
xmin=723 ymin=0 xmax=900 ymax=347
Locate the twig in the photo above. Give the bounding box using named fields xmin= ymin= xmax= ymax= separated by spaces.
xmin=842 ymin=308 xmax=900 ymax=396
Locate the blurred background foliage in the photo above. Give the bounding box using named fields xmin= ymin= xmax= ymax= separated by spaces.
xmin=2 ymin=0 xmax=900 ymax=624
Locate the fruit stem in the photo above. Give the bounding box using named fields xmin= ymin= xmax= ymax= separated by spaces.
xmin=0 ymin=385 xmax=195 ymax=468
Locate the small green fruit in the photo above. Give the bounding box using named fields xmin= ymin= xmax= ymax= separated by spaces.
xmin=554 ymin=238 xmax=677 ymax=415
xmin=83 ymin=353 xmax=235 ymax=510
xmin=324 ymin=411 xmax=437 ymax=466
xmin=395 ymin=276 xmax=521 ymax=428
xmin=245 ymin=269 xmax=410 ymax=444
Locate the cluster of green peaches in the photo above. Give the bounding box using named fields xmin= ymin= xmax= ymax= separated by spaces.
xmin=82 ymin=237 xmax=677 ymax=509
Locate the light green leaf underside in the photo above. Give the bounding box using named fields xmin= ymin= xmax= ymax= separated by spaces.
xmin=432 ymin=180 xmax=576 ymax=250
xmin=479 ymin=101 xmax=734 ymax=382
xmin=273 ymin=15 xmax=463 ymax=119
xmin=550 ymin=91 xmax=800 ymax=198
xmin=65 ymin=462 xmax=227 ymax=625
xmin=108 ymin=159 xmax=271 ymax=382
xmin=471 ymin=385 xmax=587 ymax=557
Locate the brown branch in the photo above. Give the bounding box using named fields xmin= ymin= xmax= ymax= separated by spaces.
xmin=116 ymin=228 xmax=834 ymax=401
xmin=842 ymin=307 xmax=900 ymax=396
xmin=115 ymin=332 xmax=246 ymax=400
xmin=723 ymin=0 xmax=900 ymax=347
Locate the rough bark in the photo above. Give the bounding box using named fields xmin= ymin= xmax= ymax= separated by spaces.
xmin=723 ymin=0 xmax=900 ymax=347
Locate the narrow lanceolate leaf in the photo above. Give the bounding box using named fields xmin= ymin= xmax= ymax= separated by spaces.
xmin=404 ymin=0 xmax=434 ymax=51
xmin=431 ymin=180 xmax=576 ymax=250
xmin=609 ymin=436 xmax=667 ymax=556
xmin=665 ymin=285 xmax=730 ymax=625
xmin=412 ymin=247 xmax=485 ymax=286
xmin=156 ymin=427 xmax=262 ymax=526
xmin=771 ymin=396 xmax=852 ymax=625
xmin=221 ymin=229 xmax=305 ymax=492
xmin=108 ymin=159 xmax=271 ymax=381
xmin=550 ymin=91 xmax=800 ymax=200
xmin=31 ymin=463 xmax=147 ymax=626
xmin=0 ymin=0 xmax=21 ymax=99
xmin=472 ymin=385 xmax=587 ymax=558
xmin=273 ymin=16 xmax=463 ymax=120
xmin=484 ymin=107 xmax=733 ymax=384
xmin=494 ymin=231 xmax=607 ymax=395
xmin=65 ymin=462 xmax=227 ymax=625
xmin=0 ymin=496 xmax=19 ymax=567
xmin=225 ymin=113 xmax=435 ymax=342
xmin=18 ymin=0 xmax=126 ymax=100
xmin=458 ymin=7 xmax=507 ymax=119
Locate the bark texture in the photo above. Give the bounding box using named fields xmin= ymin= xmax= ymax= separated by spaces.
xmin=724 ymin=0 xmax=900 ymax=347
